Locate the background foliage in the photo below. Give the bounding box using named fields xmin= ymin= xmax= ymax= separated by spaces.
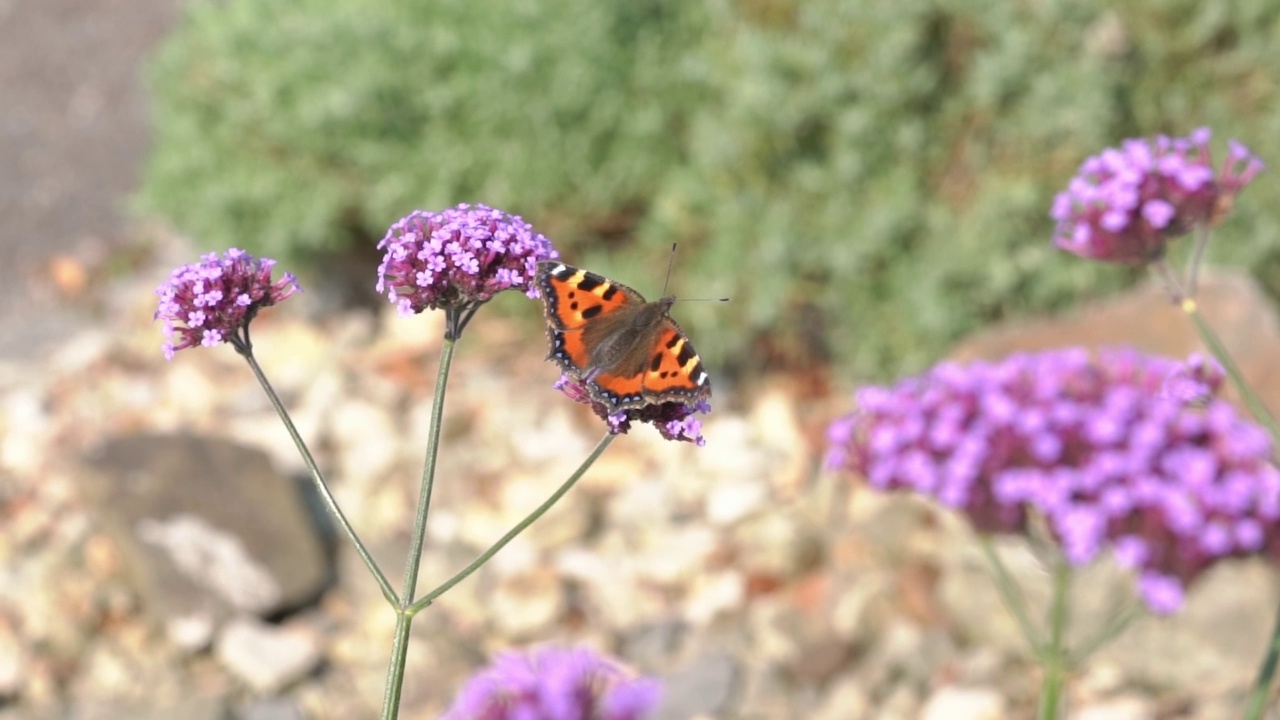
xmin=141 ymin=0 xmax=1280 ymax=383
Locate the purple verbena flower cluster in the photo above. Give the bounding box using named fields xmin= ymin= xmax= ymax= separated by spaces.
xmin=554 ymin=374 xmax=710 ymax=446
xmin=826 ymin=347 xmax=1280 ymax=614
xmin=154 ymin=248 xmax=301 ymax=359
xmin=375 ymin=203 xmax=558 ymax=315
xmin=441 ymin=645 xmax=661 ymax=720
xmin=1051 ymin=128 xmax=1264 ymax=264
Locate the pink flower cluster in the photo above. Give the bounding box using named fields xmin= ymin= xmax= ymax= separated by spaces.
xmin=154 ymin=248 xmax=301 ymax=359
xmin=827 ymin=347 xmax=1280 ymax=614
xmin=1051 ymin=128 xmax=1263 ymax=264
xmin=375 ymin=203 xmax=558 ymax=315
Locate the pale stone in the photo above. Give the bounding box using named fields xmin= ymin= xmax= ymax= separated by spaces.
xmin=329 ymin=398 xmax=402 ymax=486
xmin=813 ymin=676 xmax=872 ymax=720
xmin=634 ymin=525 xmax=720 ymax=586
xmin=0 ymin=620 xmax=22 ymax=699
xmin=1074 ymin=696 xmax=1156 ymax=720
xmin=489 ymin=567 xmax=564 ymax=639
xmin=215 ymin=616 xmax=322 ymax=693
xmin=919 ymin=685 xmax=1007 ymax=720
xmin=248 ymin=319 xmax=331 ymax=395
xmin=684 ymin=570 xmax=745 ymax=625
xmin=165 ymin=611 xmax=216 ymax=654
xmin=606 ymin=478 xmax=676 ymax=529
xmin=705 ymin=478 xmax=769 ymax=526
xmin=555 ymin=546 xmax=660 ymax=628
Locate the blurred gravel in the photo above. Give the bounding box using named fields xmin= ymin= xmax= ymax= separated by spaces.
xmin=0 ymin=237 xmax=1278 ymax=719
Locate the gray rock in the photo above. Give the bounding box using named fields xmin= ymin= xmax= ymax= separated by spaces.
xmin=651 ymin=647 xmax=740 ymax=720
xmin=76 ymin=434 xmax=330 ymax=627
xmin=619 ymin=617 xmax=687 ymax=669
xmin=1097 ymin=559 xmax=1280 ymax=695
xmin=237 ymin=697 xmax=308 ymax=720
xmin=949 ymin=270 xmax=1280 ymax=413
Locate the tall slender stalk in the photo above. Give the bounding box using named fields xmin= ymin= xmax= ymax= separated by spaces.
xmin=380 ymin=334 xmax=457 ymax=720
xmin=1037 ymin=560 xmax=1071 ymax=720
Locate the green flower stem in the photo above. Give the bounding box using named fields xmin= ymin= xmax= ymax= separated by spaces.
xmin=409 ymin=432 xmax=616 ymax=615
xmin=978 ymin=536 xmax=1044 ymax=654
xmin=242 ymin=351 xmax=397 ymax=604
xmin=381 ymin=334 xmax=457 ymax=720
xmin=1245 ymin=601 xmax=1280 ymax=720
xmin=1069 ymin=599 xmax=1140 ymax=665
xmin=400 ymin=335 xmax=457 ymax=603
xmin=1179 ymin=298 xmax=1280 ymax=719
xmin=1182 ymin=299 xmax=1280 ymax=444
xmin=1185 ymin=224 xmax=1212 ymax=298
xmin=1037 ymin=559 xmax=1071 ymax=720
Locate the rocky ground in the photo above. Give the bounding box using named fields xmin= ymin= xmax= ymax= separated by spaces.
xmin=7 ymin=2 xmax=1280 ymax=718
xmin=2 ymin=236 xmax=1280 ymax=719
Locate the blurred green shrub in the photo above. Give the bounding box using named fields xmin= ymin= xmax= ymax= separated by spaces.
xmin=141 ymin=0 xmax=1280 ymax=382
xmin=140 ymin=0 xmax=706 ymax=258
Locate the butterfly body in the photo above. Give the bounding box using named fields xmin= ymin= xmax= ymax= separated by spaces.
xmin=536 ymin=261 xmax=710 ymax=413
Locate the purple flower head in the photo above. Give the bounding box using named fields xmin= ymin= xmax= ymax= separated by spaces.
xmin=441 ymin=645 xmax=661 ymax=720
xmin=826 ymin=346 xmax=1280 ymax=615
xmin=554 ymin=374 xmax=709 ymax=445
xmin=154 ymin=248 xmax=301 ymax=359
xmin=1051 ymin=129 xmax=1264 ymax=264
xmin=376 ymin=203 xmax=558 ymax=317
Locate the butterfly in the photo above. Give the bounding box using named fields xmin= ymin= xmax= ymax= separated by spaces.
xmin=535 ymin=260 xmax=711 ymax=414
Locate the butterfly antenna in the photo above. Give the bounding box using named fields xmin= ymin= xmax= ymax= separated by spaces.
xmin=662 ymin=242 xmax=678 ymax=296
xmin=664 ymin=243 xmax=731 ymax=303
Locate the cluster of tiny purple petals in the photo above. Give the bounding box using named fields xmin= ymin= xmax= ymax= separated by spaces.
xmin=554 ymin=374 xmax=709 ymax=445
xmin=375 ymin=203 xmax=558 ymax=315
xmin=1160 ymin=353 xmax=1225 ymax=406
xmin=441 ymin=645 xmax=661 ymax=720
xmin=1051 ymin=128 xmax=1264 ymax=264
xmin=154 ymin=248 xmax=301 ymax=359
xmin=825 ymin=347 xmax=1280 ymax=614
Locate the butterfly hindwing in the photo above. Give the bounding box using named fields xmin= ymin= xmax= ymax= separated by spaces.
xmin=639 ymin=322 xmax=710 ymax=402
xmin=588 ymin=321 xmax=710 ymax=411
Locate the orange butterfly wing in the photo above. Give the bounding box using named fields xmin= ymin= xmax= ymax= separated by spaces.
xmin=536 ymin=261 xmax=642 ymax=375
xmin=586 ymin=323 xmax=710 ymax=411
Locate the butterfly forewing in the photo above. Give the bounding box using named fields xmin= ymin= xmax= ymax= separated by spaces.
xmin=536 ymin=262 xmax=643 ymax=331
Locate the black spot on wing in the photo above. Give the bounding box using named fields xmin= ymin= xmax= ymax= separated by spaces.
xmin=676 ymin=342 xmax=697 ymax=367
xmin=601 ymin=285 xmax=619 ymax=302
xmin=576 ymin=274 xmax=604 ymax=292
xmin=581 ymin=305 xmax=603 ymax=320
xmin=649 ymin=353 xmax=663 ymax=372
